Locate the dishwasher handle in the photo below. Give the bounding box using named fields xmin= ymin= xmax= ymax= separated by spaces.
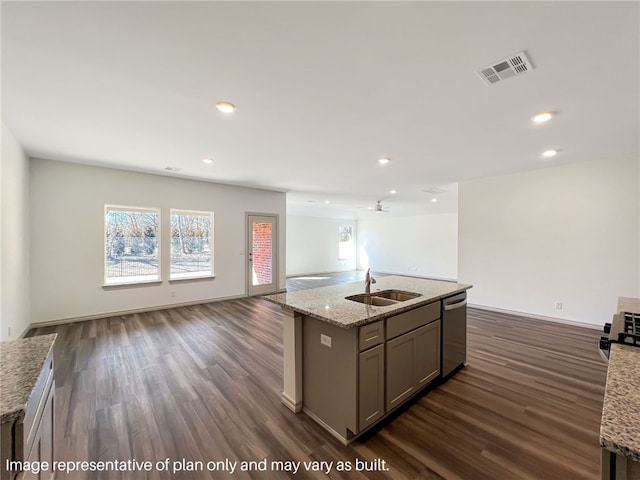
xmin=444 ymin=299 xmax=467 ymax=311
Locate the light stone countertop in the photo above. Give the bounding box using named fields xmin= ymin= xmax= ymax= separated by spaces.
xmin=264 ymin=275 xmax=471 ymax=328
xmin=599 ymin=297 xmax=640 ymax=461
xmin=0 ymin=333 xmax=57 ymax=424
xmin=600 ymin=344 xmax=640 ymax=461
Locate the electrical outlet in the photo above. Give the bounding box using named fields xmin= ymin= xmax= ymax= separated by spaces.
xmin=7 ymin=326 xmax=11 ymax=337
xmin=320 ymin=334 xmax=332 ymax=348
xmin=555 ymin=301 xmax=563 ymax=310
xmin=170 ymin=291 xmax=176 ymax=298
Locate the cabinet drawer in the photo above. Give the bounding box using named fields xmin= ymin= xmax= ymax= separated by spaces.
xmin=386 ymin=301 xmax=440 ymax=340
xmin=359 ymin=321 xmax=384 ymax=351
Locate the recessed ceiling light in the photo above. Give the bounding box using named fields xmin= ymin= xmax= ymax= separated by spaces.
xmin=324 ymin=200 xmax=331 ymax=204
xmin=542 ymin=149 xmax=558 ymax=158
xmin=378 ymin=157 xmax=390 ymax=165
xmin=532 ymin=112 xmax=553 ymax=124
xmin=389 ymin=189 xmax=397 ymax=195
xmin=216 ymin=101 xmax=236 ymax=113
xmin=431 ymin=198 xmax=437 ymax=203
xmin=202 ymin=158 xmax=214 ymax=164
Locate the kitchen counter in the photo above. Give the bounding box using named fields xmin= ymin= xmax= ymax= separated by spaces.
xmin=600 ymin=297 xmax=640 ymax=463
xmin=1 ymin=334 xmax=57 ymax=480
xmin=264 ymin=275 xmax=471 ymax=328
xmin=600 ymin=343 xmax=640 ymax=462
xmin=0 ymin=334 xmax=57 ymax=424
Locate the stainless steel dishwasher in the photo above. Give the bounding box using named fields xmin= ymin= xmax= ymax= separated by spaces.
xmin=442 ymin=292 xmax=467 ymax=377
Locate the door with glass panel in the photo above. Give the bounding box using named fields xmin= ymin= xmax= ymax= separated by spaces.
xmin=247 ymin=214 xmax=278 ymax=296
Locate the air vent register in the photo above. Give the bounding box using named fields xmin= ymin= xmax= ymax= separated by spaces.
xmin=476 ymin=51 xmax=534 ymax=86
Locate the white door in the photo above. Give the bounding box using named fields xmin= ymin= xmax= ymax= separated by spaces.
xmin=247 ymin=214 xmax=278 ymax=296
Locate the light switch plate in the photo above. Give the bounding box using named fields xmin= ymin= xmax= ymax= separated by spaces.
xmin=320 ymin=334 xmax=332 ymax=348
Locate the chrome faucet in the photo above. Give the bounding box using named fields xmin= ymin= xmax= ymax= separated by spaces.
xmin=364 ymin=268 xmax=376 ymax=294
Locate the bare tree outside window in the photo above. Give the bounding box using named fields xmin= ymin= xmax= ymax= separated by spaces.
xmin=170 ymin=210 xmax=214 ymax=279
xmin=105 ymin=206 xmax=160 ymax=284
xmin=338 ymin=226 xmax=354 ymax=260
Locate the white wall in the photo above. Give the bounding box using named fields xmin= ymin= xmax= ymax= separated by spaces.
xmin=286 ymin=215 xmax=357 ymax=276
xmin=30 ymin=159 xmax=286 ymax=324
xmin=1 ymin=123 xmax=31 ymax=340
xmin=458 ymin=156 xmax=639 ymax=326
xmin=357 ymin=213 xmax=458 ymax=281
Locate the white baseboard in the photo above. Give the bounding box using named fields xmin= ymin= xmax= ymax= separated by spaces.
xmin=281 ymin=392 xmax=302 ymax=413
xmin=286 ymin=268 xmax=356 ymax=278
xmin=469 ymin=303 xmax=602 ymax=330
xmin=27 ymin=293 xmax=247 ymax=330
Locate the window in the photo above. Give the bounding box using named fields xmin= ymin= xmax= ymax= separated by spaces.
xmin=338 ymin=226 xmax=354 ymax=260
xmin=170 ymin=210 xmax=214 ymax=280
xmin=105 ymin=206 xmax=160 ymax=285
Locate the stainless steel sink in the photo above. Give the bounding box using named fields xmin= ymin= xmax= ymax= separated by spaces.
xmin=345 ymin=294 xmax=397 ymax=306
xmin=345 ymin=289 xmax=422 ymax=306
xmin=373 ymin=290 xmax=422 ymax=302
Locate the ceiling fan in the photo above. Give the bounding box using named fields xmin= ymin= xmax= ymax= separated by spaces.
xmin=370 ymin=200 xmax=391 ymax=213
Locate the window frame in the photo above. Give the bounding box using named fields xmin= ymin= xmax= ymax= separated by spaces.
xmin=103 ymin=204 xmax=161 ymax=287
xmin=338 ymin=225 xmax=354 ymax=260
xmin=169 ymin=208 xmax=215 ymax=281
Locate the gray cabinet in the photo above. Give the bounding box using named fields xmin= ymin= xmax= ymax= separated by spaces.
xmin=386 ymin=319 xmax=441 ymax=411
xmin=301 ymin=300 xmax=446 ymax=444
xmin=358 ymin=344 xmax=384 ymax=431
xmin=414 ymin=321 xmax=441 ymax=387
xmin=386 ymin=331 xmax=417 ymax=410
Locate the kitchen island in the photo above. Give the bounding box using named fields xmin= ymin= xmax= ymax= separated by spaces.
xmin=600 ymin=297 xmax=640 ymax=480
xmin=1 ymin=334 xmax=57 ymax=480
xmin=264 ymin=275 xmax=471 ymax=444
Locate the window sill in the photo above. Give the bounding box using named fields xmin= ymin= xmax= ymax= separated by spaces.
xmin=103 ymin=279 xmax=162 ymax=289
xmin=169 ymin=274 xmax=215 ymax=283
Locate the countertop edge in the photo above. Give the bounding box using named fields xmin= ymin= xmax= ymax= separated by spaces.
xmin=264 ymin=280 xmax=471 ymax=328
xmin=0 ymin=333 xmax=57 ymax=424
xmin=600 ymin=435 xmax=640 ymax=463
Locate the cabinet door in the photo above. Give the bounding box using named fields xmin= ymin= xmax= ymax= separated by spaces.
xmin=386 ymin=333 xmax=415 ymax=411
xmin=414 ymin=320 xmax=441 ymax=387
xmin=358 ymin=345 xmax=385 ymax=431
xmin=22 ymin=383 xmax=55 ymax=480
xmin=40 ymin=385 xmax=54 ymax=480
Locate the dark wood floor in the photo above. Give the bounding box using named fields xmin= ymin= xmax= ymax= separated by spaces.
xmin=28 ymin=272 xmax=608 ymax=479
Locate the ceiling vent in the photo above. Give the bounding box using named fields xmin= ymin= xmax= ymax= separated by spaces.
xmin=476 ymin=51 xmax=534 ymax=86
xmin=423 ymin=186 xmax=447 ymax=195
xmin=164 ymin=166 xmax=182 ymax=172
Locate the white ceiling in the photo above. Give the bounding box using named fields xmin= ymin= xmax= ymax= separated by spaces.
xmin=2 ymin=1 xmax=638 ymax=218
